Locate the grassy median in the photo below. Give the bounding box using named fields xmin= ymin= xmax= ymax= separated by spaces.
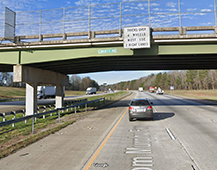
xmin=165 ymin=90 xmax=217 ymax=102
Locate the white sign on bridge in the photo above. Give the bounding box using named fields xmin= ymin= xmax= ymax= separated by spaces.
xmin=123 ymin=26 xmax=150 ymax=49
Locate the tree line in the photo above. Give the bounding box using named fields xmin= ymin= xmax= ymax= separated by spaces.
xmin=0 ymin=73 xmax=99 ymax=90
xmin=67 ymin=75 xmax=99 ymax=91
xmin=2 ymin=70 xmax=217 ymax=91
xmin=109 ymin=70 xmax=217 ymax=91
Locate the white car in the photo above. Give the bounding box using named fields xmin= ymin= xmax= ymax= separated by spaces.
xmin=156 ymin=87 xmax=164 ymax=95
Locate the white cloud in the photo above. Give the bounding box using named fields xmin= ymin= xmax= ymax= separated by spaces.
xmin=166 ymin=2 xmax=176 ymax=8
xmin=152 ymin=8 xmax=161 ymax=12
xmin=151 ymin=3 xmax=160 ymax=7
xmin=166 ymin=9 xmax=178 ymax=12
xmin=201 ymin=9 xmax=212 ymax=12
xmin=200 ymin=22 xmax=213 ymax=26
xmin=187 ymin=8 xmax=197 ymax=11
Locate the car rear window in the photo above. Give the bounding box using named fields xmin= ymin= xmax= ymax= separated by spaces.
xmin=130 ymin=100 xmax=150 ymax=106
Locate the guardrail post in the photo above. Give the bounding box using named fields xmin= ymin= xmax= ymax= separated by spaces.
xmin=3 ymin=113 xmax=5 ymax=122
xmin=67 ymin=105 xmax=69 ymax=112
xmin=12 ymin=111 xmax=16 ymax=127
xmin=32 ymin=113 xmax=36 ymax=134
xmin=43 ymin=111 xmax=46 ymax=119
xmin=58 ymin=109 xmax=60 ymax=123
xmin=36 ymin=107 xmax=40 ymax=122
xmin=85 ymin=103 xmax=87 ymax=112
xmin=22 ymin=110 xmax=26 ymax=124
xmin=43 ymin=106 xmax=46 ymax=119
xmin=75 ymin=106 xmax=77 ymax=117
xmin=49 ymin=105 xmax=52 ymax=116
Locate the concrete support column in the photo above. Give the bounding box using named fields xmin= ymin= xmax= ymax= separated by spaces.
xmin=56 ymin=85 xmax=64 ymax=109
xmin=26 ymin=83 xmax=37 ymax=116
xmin=14 ymin=65 xmax=69 ymax=116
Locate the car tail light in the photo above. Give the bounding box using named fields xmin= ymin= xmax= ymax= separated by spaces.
xmin=129 ymin=106 xmax=133 ymax=110
xmin=147 ymin=106 xmax=152 ymax=110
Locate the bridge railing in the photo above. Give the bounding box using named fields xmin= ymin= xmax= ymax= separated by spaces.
xmin=1 ymin=0 xmax=217 ymax=41
xmin=1 ymin=26 xmax=216 ymax=46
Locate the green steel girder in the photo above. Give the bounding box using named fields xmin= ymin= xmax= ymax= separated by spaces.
xmin=1 ymin=42 xmax=217 ymax=74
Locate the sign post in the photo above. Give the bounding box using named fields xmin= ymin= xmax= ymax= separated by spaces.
xmin=123 ymin=26 xmax=150 ymax=49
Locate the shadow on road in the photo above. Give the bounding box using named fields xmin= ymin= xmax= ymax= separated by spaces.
xmin=153 ymin=112 xmax=175 ymax=121
xmin=129 ymin=112 xmax=175 ymax=122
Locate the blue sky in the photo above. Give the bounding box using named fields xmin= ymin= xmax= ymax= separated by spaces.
xmin=0 ymin=0 xmax=216 ymax=85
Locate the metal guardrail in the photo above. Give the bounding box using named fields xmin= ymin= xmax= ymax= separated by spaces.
xmin=0 ymin=98 xmax=88 ymax=121
xmin=0 ymin=97 xmax=105 ymax=133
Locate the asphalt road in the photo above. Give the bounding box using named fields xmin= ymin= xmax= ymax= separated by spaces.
xmin=1 ymin=91 xmax=217 ymax=170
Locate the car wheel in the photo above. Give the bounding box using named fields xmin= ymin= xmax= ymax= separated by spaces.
xmin=129 ymin=117 xmax=133 ymax=121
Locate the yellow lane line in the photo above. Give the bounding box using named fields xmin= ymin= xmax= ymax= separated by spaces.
xmin=83 ymin=108 xmax=128 ymax=170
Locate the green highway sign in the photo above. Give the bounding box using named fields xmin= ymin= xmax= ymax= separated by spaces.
xmin=98 ymin=48 xmax=117 ymax=54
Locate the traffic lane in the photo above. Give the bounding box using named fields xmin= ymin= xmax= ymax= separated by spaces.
xmin=157 ymin=103 xmax=217 ymax=170
xmin=145 ymin=91 xmax=217 ymax=170
xmin=0 ymin=92 xmax=135 ymax=170
xmin=86 ymin=102 xmax=195 ymax=170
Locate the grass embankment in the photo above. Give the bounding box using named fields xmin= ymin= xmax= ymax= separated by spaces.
xmin=65 ymin=90 xmax=86 ymax=96
xmin=165 ymin=90 xmax=217 ymax=102
xmin=0 ymin=87 xmax=25 ymax=99
xmin=0 ymin=91 xmax=130 ymax=159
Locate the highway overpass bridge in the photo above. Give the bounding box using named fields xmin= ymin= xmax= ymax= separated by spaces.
xmin=1 ymin=26 xmax=217 ymax=115
xmin=1 ymin=26 xmax=217 ymax=73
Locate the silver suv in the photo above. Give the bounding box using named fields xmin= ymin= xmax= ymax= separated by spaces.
xmin=128 ymin=98 xmax=154 ymax=121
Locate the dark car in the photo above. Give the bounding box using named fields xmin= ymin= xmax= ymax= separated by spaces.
xmin=128 ymin=98 xmax=154 ymax=121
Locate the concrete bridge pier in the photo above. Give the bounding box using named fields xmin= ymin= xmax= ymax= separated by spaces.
xmin=55 ymin=84 xmax=64 ymax=109
xmin=26 ymin=83 xmax=37 ymax=116
xmin=13 ymin=65 xmax=68 ymax=116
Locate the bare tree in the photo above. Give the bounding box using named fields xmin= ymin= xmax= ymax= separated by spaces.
xmin=0 ymin=72 xmax=13 ymax=86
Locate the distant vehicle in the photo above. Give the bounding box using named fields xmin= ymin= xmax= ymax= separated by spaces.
xmin=86 ymin=87 xmax=97 ymax=95
xmin=128 ymin=98 xmax=154 ymax=121
xmin=37 ymin=86 xmax=56 ymax=99
xmin=108 ymin=88 xmax=114 ymax=93
xmin=138 ymin=87 xmax=143 ymax=92
xmin=149 ymin=86 xmax=155 ymax=93
xmin=156 ymin=87 xmax=164 ymax=95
